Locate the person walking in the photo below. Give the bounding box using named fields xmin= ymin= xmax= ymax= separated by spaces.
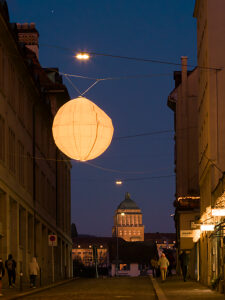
xmin=5 ymin=254 xmax=16 ymax=288
xmin=150 ymin=256 xmax=158 ymax=277
xmin=0 ymin=258 xmax=5 ymax=296
xmin=29 ymin=257 xmax=39 ymax=288
xmin=158 ymin=253 xmax=169 ymax=282
xmin=179 ymin=250 xmax=189 ymax=282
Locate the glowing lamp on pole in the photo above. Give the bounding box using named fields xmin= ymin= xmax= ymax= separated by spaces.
xmin=75 ymin=52 xmax=90 ymax=60
xmin=52 ymin=96 xmax=114 ymax=161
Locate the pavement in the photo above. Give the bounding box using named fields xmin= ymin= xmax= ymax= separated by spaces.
xmin=0 ymin=278 xmax=75 ymax=299
xmin=150 ymin=275 xmax=225 ymax=300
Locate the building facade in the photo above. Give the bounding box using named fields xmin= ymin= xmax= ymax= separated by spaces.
xmin=0 ymin=2 xmax=72 ymax=285
xmin=112 ymin=193 xmax=144 ymax=242
xmin=168 ymin=58 xmax=200 ymax=278
xmin=193 ymin=0 xmax=225 ymax=287
xmin=72 ymin=237 xmax=109 ymax=267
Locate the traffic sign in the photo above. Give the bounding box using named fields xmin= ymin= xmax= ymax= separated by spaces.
xmin=48 ymin=234 xmax=57 ymax=246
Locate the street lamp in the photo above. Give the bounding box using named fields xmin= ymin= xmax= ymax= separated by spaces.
xmin=115 ymin=180 xmax=123 ymax=185
xmin=116 ymin=212 xmax=125 ymax=276
xmin=75 ymin=52 xmax=90 ymax=60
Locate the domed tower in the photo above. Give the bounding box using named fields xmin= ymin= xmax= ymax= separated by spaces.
xmin=112 ymin=192 xmax=144 ymax=242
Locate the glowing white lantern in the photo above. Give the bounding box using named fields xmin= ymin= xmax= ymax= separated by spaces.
xmin=212 ymin=209 xmax=225 ymax=216
xmin=200 ymin=224 xmax=214 ymax=232
xmin=52 ymin=96 xmax=114 ymax=161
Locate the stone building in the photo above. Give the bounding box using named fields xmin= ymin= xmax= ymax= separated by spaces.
xmin=72 ymin=237 xmax=109 ymax=267
xmin=112 ymin=193 xmax=144 ymax=242
xmin=193 ymin=0 xmax=225 ymax=286
xmin=167 ymin=59 xmax=200 ymax=278
xmin=0 ymin=1 xmax=72 ymax=285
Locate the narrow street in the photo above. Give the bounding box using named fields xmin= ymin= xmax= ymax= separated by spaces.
xmin=24 ymin=277 xmax=157 ymax=300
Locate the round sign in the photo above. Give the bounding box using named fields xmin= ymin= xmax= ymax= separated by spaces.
xmin=50 ymin=235 xmax=56 ymax=242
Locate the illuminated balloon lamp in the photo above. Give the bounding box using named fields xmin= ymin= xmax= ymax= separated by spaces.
xmin=52 ymin=96 xmax=114 ymax=161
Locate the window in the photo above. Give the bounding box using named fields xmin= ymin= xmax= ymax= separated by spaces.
xmin=26 ymin=153 xmax=32 ymax=193
xmin=8 ymin=128 xmax=16 ymax=173
xmin=8 ymin=63 xmax=16 ymax=109
xmin=18 ymin=140 xmax=25 ymax=186
xmin=18 ymin=81 xmax=25 ymax=124
xmin=119 ymin=264 xmax=130 ymax=271
xmin=0 ymin=115 xmax=5 ymax=162
xmin=0 ymin=44 xmax=5 ymax=92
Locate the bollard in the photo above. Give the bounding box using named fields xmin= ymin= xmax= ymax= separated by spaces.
xmin=19 ymin=272 xmax=23 ymax=292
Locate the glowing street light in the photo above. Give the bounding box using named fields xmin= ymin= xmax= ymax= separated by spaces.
xmin=115 ymin=180 xmax=123 ymax=185
xmin=75 ymin=52 xmax=90 ymax=60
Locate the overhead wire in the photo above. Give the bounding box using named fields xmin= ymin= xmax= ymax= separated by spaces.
xmin=40 ymin=43 xmax=222 ymax=71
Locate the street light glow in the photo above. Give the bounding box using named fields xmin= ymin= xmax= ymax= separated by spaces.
xmin=116 ymin=180 xmax=123 ymax=185
xmin=75 ymin=52 xmax=90 ymax=60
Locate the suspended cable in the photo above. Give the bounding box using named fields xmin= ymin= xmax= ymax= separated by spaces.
xmin=64 ymin=75 xmax=82 ymax=95
xmin=59 ymin=71 xmax=172 ymax=81
xmin=72 ymin=174 xmax=175 ymax=183
xmin=80 ymin=80 xmax=100 ymax=96
xmin=40 ymin=43 xmax=222 ymax=71
xmin=114 ymin=129 xmax=173 ymax=140
xmin=84 ymin=161 xmax=173 ymax=174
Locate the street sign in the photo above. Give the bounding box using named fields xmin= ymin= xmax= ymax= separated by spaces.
xmin=48 ymin=235 xmax=57 ymax=246
xmin=180 ymin=230 xmax=194 ymax=238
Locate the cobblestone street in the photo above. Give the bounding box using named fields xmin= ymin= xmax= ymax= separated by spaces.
xmin=23 ymin=277 xmax=156 ymax=300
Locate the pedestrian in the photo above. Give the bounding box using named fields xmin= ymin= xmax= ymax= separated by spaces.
xmin=150 ymin=256 xmax=158 ymax=277
xmin=0 ymin=258 xmax=5 ymax=296
xmin=29 ymin=257 xmax=39 ymax=288
xmin=158 ymin=253 xmax=169 ymax=282
xmin=5 ymin=254 xmax=16 ymax=288
xmin=179 ymin=250 xmax=189 ymax=282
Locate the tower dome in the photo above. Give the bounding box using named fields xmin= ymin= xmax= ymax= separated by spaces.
xmin=117 ymin=192 xmax=139 ymax=209
xmin=112 ymin=192 xmax=144 ymax=242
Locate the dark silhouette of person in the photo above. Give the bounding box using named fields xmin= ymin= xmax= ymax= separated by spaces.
xmin=5 ymin=254 xmax=16 ymax=288
xmin=179 ymin=251 xmax=189 ymax=281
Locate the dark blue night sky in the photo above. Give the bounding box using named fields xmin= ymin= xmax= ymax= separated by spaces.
xmin=8 ymin=0 xmax=197 ymax=236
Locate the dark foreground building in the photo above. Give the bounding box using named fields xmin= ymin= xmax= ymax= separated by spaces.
xmin=0 ymin=1 xmax=72 ymax=285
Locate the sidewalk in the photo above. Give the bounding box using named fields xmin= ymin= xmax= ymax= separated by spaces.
xmin=0 ymin=278 xmax=75 ymax=299
xmin=150 ymin=275 xmax=225 ymax=300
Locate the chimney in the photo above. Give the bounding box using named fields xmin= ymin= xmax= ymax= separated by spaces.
xmin=181 ymin=56 xmax=188 ymax=98
xmin=16 ymin=23 xmax=39 ymax=59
